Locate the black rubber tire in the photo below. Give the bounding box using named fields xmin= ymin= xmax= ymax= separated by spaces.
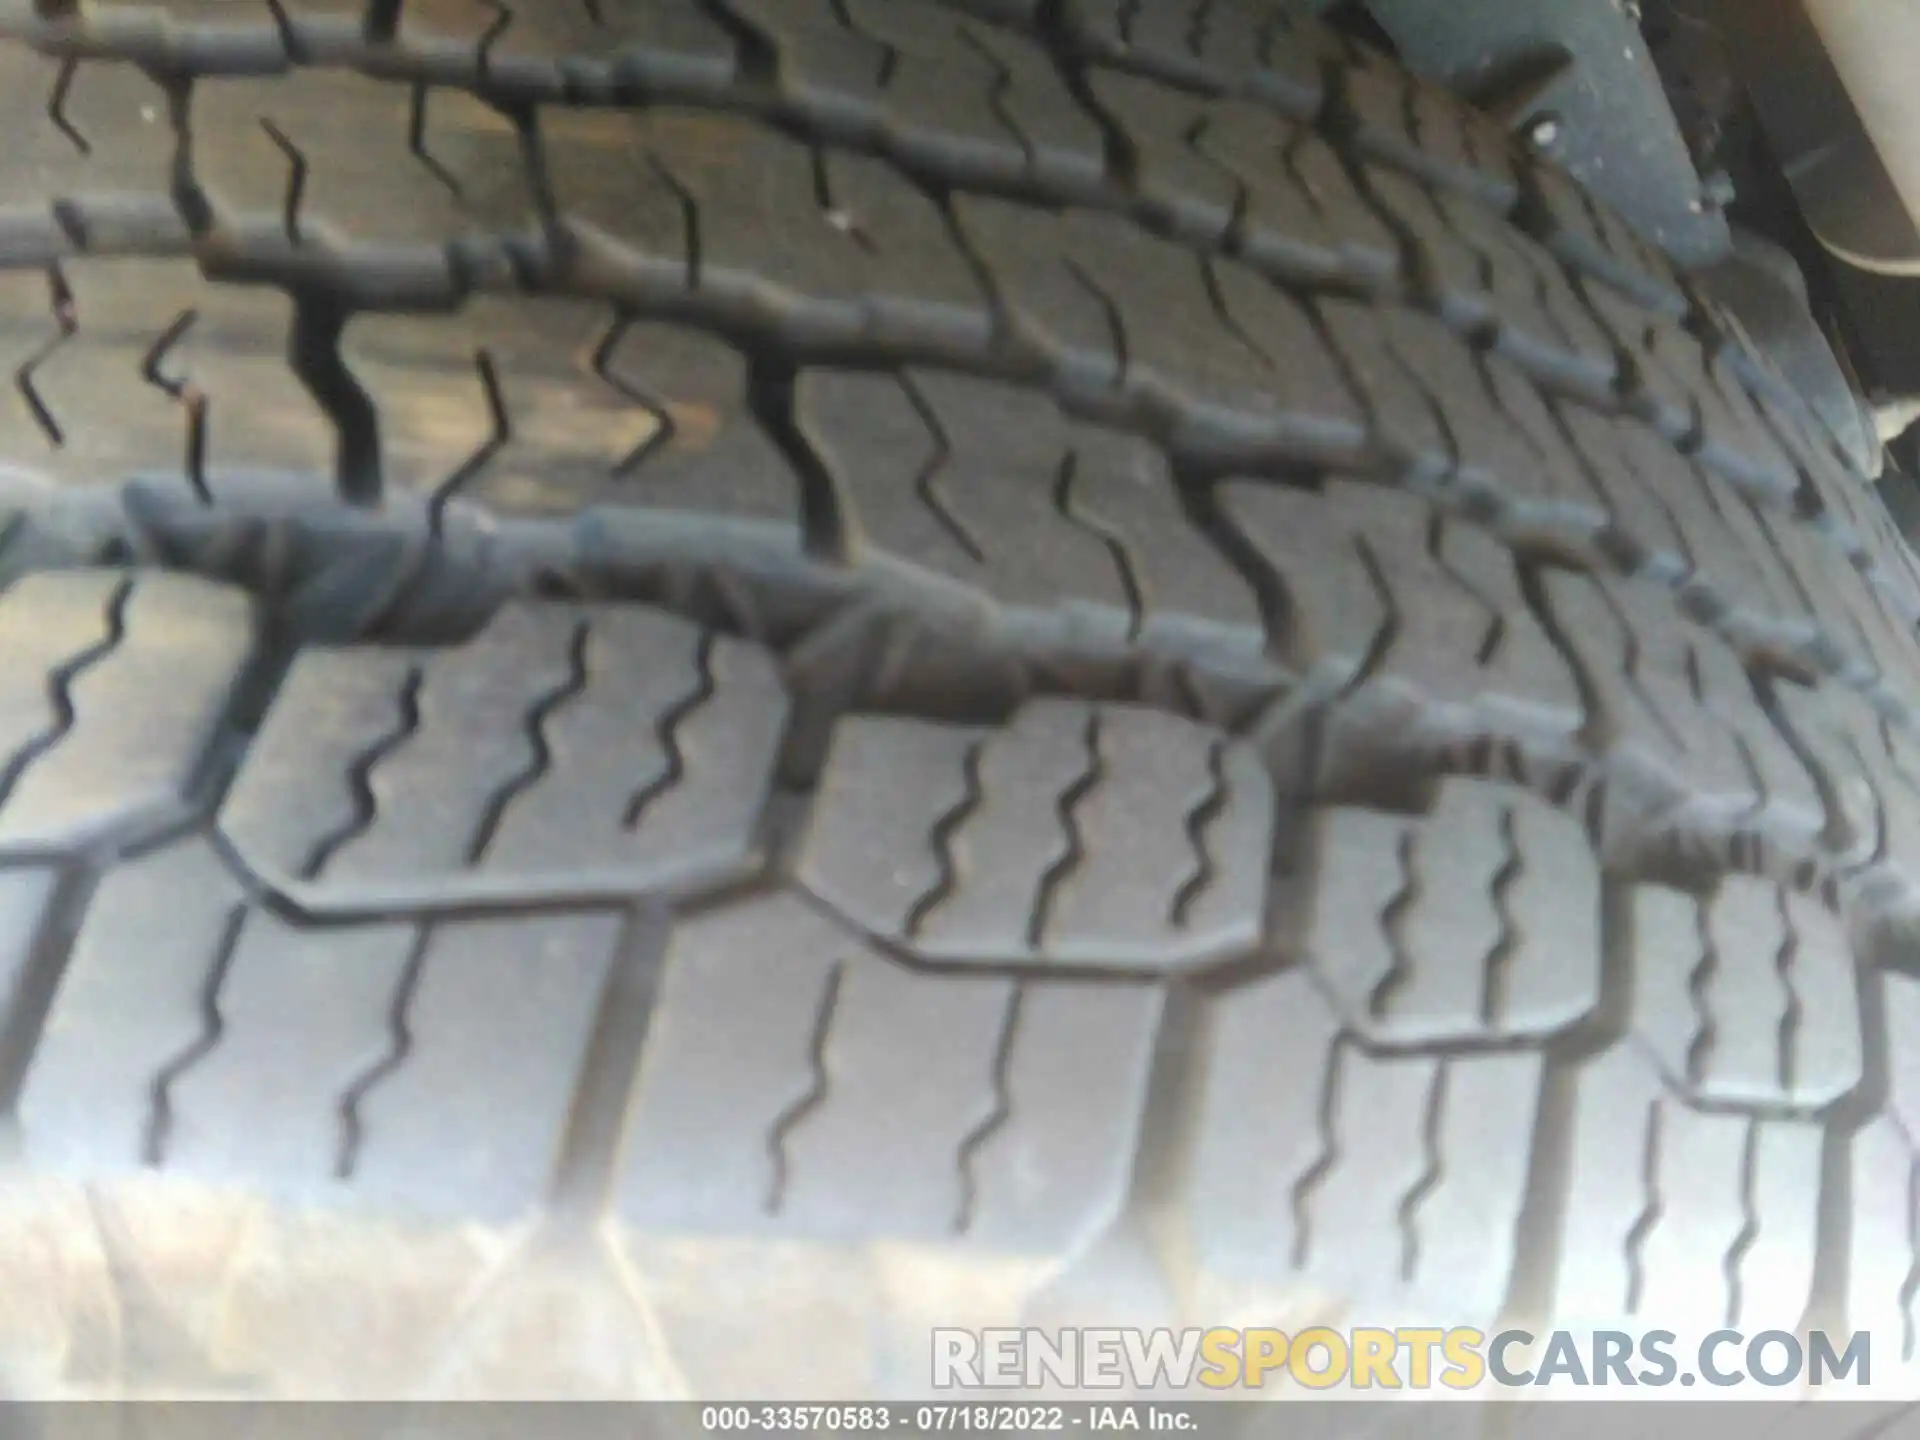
xmin=0 ymin=0 xmax=1913 ymax=1403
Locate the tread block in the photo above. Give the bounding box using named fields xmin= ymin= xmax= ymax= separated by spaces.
xmin=20 ymin=838 xmax=250 ymax=1172
xmin=1090 ymin=70 xmax=1397 ymax=288
xmin=1591 ymin=287 xmax=1808 ymax=515
xmin=1467 ymin=359 xmax=1613 ymax=511
xmin=1776 ymin=685 xmax=1920 ymax=886
xmin=90 ymin=0 xmax=334 ymax=19
xmin=0 ymin=261 xmax=333 ymax=496
xmin=1314 ymin=299 xmax=1452 ymax=474
xmin=539 ymin=108 xmax=697 ymax=272
xmin=1393 ymin=170 xmax=1621 ymax=400
xmin=1308 ymin=783 xmax=1603 ymax=1045
xmin=1588 ymin=285 xmax=1709 ymax=447
xmin=21 ymin=836 xmax=623 ymax=1220
xmin=1633 ymin=880 xmax=1862 ymax=1110
xmin=480 ymin=0 xmax=736 ymax=89
xmin=1220 ymin=480 xmax=1384 ymax=673
xmin=1524 ymin=158 xmax=1689 ymax=319
xmin=1370 ymin=306 xmax=1614 ymax=514
xmin=220 ymin=603 xmax=787 ymax=911
xmin=745 ymin=0 xmax=1107 ymax=191
xmin=1696 ymin=346 xmax=1822 ymax=507
xmin=1761 ymin=369 xmax=1882 ymax=521
xmin=0 ymin=571 xmax=253 ymax=852
xmin=1849 ymin=974 xmax=1920 ymax=1373
xmin=1769 ymin=498 xmax=1920 ymax=692
xmin=1846 ymin=1112 xmax=1917 ymax=1379
xmin=1770 ymin=510 xmax=1917 ymax=690
xmin=0 ymin=867 xmax=55 ymax=1032
xmin=1552 ymin=1040 xmax=1822 ymax=1336
xmin=1661 ymin=456 xmax=1821 ymax=621
xmin=1223 ymin=480 xmax=1578 ymax=707
xmin=1540 ymin=567 xmax=1780 ymax=803
xmin=1077 ymin=0 xmax=1328 ymax=120
xmin=149 ymin=918 xmax=420 ymax=1190
xmin=0 ymin=3 xmax=1908 ymax=1395
xmin=795 ymin=700 xmax=1274 ymax=970
xmin=194 ymin=70 xmax=535 ymax=243
xmin=601 ymin=322 xmax=801 ymax=526
xmin=729 ymin=0 xmax=890 ymax=114
xmin=799 ymin=368 xmax=1260 ymax=640
xmin=955 ymin=197 xmax=1366 ymax=450
xmin=345 ymin=298 xmax=657 ymax=518
xmin=0 ymin=45 xmax=172 ymax=197
xmin=1177 ymin=968 xmax=1540 ymax=1328
xmin=1364 ymin=167 xmax=1587 ymax=392
xmin=344 ymin=306 xmax=798 ymax=523
xmin=1556 ymin=405 xmax=1695 ymax=561
xmin=1692 ymin=635 xmax=1824 ymax=818
xmin=872 ymin=11 xmax=1106 ymax=192
xmin=1342 ymin=59 xmax=1517 ymax=211
xmin=346 ymin=911 xmax=623 ymax=1219
xmin=1888 ymin=970 xmax=1920 ymax=1143
xmin=631 ymin=113 xmax=990 ymax=349
xmin=1088 ymin=70 xmax=1239 ymax=244
xmin=616 ymin=893 xmax=1159 ymax=1249
xmin=1235 ymin=3 xmax=1335 ymax=119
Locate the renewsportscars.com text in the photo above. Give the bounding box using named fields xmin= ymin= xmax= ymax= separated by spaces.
xmin=930 ymin=1327 xmax=1873 ymax=1391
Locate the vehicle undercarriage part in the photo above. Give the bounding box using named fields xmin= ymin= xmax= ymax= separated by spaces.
xmin=1360 ymin=0 xmax=1732 ymax=266
xmin=1799 ymin=0 xmax=1920 ymax=275
xmin=1712 ymin=0 xmax=1920 ymax=276
xmin=1354 ymin=0 xmax=1880 ymax=478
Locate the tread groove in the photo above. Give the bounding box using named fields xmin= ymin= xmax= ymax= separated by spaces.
xmin=1723 ymin=1118 xmax=1760 ymax=1328
xmin=332 ymin=923 xmax=431 ymax=1181
xmin=259 ymin=117 xmax=309 ymax=243
xmin=404 ymin=84 xmax=462 ymax=202
xmin=1480 ymin=806 xmax=1521 ymax=1027
xmin=590 ymin=312 xmax=675 ymax=481
xmin=15 ymin=265 xmax=75 ymax=450
xmin=46 ymin=55 xmax=87 ymax=156
xmin=139 ymin=310 xmax=213 ymax=507
xmin=1368 ymin=826 xmax=1417 ymax=1022
xmin=297 ymin=666 xmax=426 ymax=881
xmin=1026 ymin=708 xmax=1102 ymax=948
xmin=0 ymin=573 xmax=134 ymax=817
xmin=1289 ymin=1038 xmax=1344 ymax=1268
xmin=1902 ymin=1144 xmax=1920 ymax=1362
xmin=142 ymin=904 xmax=245 ymax=1168
xmin=899 ymin=371 xmax=986 ymax=566
xmin=953 ymin=981 xmax=1023 ymax=1235
xmin=1170 ymin=736 xmax=1227 ymax=926
xmin=622 ymin=629 xmax=717 ymax=831
xmin=763 ymin=958 xmax=844 ymax=1215
xmin=1685 ymin=894 xmax=1719 ymax=1086
xmin=465 ymin=617 xmax=593 ymax=865
xmin=1396 ymin=1058 xmax=1446 ymax=1282
xmin=904 ymin=737 xmax=988 ymax=940
xmin=1051 ymin=449 xmax=1144 ymax=640
xmin=749 ymin=357 xmax=851 ymax=562
xmin=1773 ymin=889 xmax=1801 ymax=1098
xmin=290 ymin=301 xmax=383 ymax=508
xmin=1622 ymin=1097 xmax=1663 ymax=1315
xmin=427 ymin=349 xmax=509 ymax=530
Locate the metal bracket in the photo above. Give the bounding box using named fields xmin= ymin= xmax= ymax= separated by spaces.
xmin=1362 ymin=0 xmax=1731 ymax=267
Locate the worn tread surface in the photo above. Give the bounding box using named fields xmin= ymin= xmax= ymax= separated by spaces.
xmin=0 ymin=0 xmax=1912 ymax=1405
